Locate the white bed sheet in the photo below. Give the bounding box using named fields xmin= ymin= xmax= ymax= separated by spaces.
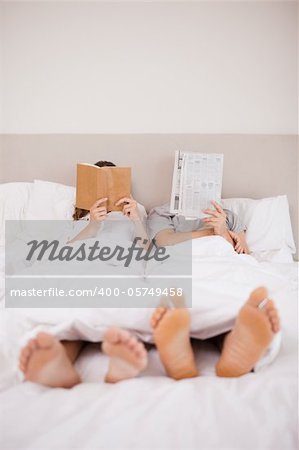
xmin=0 ymin=244 xmax=297 ymax=449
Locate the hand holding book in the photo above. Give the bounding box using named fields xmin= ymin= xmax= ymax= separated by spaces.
xmin=115 ymin=197 xmax=141 ymax=221
xmin=89 ymin=198 xmax=108 ymax=222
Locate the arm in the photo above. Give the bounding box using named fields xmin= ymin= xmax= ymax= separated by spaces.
xmin=155 ymin=227 xmax=214 ymax=247
xmin=68 ymin=198 xmax=108 ymax=244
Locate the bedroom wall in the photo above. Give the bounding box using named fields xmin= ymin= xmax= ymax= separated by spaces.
xmin=0 ymin=1 xmax=297 ymax=256
xmin=0 ymin=2 xmax=3 ymax=135
xmin=1 ymin=1 xmax=297 ymax=134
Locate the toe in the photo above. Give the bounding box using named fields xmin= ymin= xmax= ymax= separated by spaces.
xmin=104 ymin=327 xmax=124 ymax=344
xmin=36 ymin=332 xmax=55 ymax=348
xmin=264 ymin=301 xmax=280 ymax=332
xmin=22 ymin=347 xmax=31 ymax=359
xmin=19 ymin=353 xmax=28 ymax=364
xmin=171 ymin=293 xmax=186 ymax=308
xmin=127 ymin=336 xmax=137 ymax=349
xmin=269 ymin=315 xmax=280 ymax=333
xmin=248 ymin=287 xmax=268 ymax=307
xmin=28 ymin=339 xmax=37 ymax=351
xmin=272 ymin=322 xmax=280 ymax=333
xmin=135 ymin=342 xmax=146 ymax=356
xmin=264 ymin=299 xmax=275 ymax=312
xmin=19 ymin=345 xmax=33 ymax=373
xmin=116 ymin=328 xmax=131 ymax=344
xmin=151 ymin=309 xmax=163 ymax=328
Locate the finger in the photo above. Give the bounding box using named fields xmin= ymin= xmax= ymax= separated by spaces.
xmin=123 ymin=207 xmax=134 ymax=215
xmin=123 ymin=203 xmax=135 ymax=211
xmin=211 ymin=201 xmax=225 ymax=214
xmin=94 ymin=216 xmax=106 ymax=222
xmin=115 ymin=197 xmax=132 ymax=206
xmin=93 ymin=198 xmax=108 ymax=207
xmin=202 ymin=218 xmax=218 ymax=223
xmin=234 ymin=243 xmax=242 ymax=253
xmin=93 ymin=206 xmax=107 ymax=213
xmin=123 ymin=209 xmax=133 ymax=215
xmin=203 ymin=209 xmax=220 ymax=218
xmin=95 ymin=211 xmax=107 ymax=218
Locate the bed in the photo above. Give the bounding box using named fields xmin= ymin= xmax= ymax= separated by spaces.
xmin=0 ymin=180 xmax=297 ymax=450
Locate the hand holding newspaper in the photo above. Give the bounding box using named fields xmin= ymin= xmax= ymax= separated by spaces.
xmin=170 ymin=151 xmax=224 ymax=219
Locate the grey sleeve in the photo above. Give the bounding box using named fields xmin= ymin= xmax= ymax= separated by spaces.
xmin=147 ymin=205 xmax=175 ymax=240
xmin=224 ymin=209 xmax=247 ymax=233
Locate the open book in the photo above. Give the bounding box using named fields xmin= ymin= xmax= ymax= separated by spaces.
xmin=170 ymin=151 xmax=224 ymax=219
xmin=76 ymin=163 xmax=131 ymax=211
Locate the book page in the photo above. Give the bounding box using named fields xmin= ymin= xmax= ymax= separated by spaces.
xmin=104 ymin=167 xmax=131 ymax=212
xmin=76 ymin=164 xmax=107 ymax=210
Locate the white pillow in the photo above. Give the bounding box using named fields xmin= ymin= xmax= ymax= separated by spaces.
xmin=222 ymin=196 xmax=296 ymax=254
xmin=26 ymin=180 xmax=147 ymax=221
xmin=0 ymin=182 xmax=34 ymax=244
xmin=25 ymin=180 xmax=76 ymax=220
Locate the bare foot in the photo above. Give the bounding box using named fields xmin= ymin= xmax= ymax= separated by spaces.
xmin=151 ymin=295 xmax=198 ymax=380
xmin=19 ymin=332 xmax=81 ymax=388
xmin=216 ymin=287 xmax=280 ymax=377
xmin=102 ymin=327 xmax=148 ymax=383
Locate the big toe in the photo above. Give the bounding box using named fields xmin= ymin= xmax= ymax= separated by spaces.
xmin=151 ymin=307 xmax=166 ymax=328
xmin=105 ymin=327 xmax=131 ymax=345
xmin=36 ymin=332 xmax=56 ymax=348
xmin=248 ymin=287 xmax=268 ymax=308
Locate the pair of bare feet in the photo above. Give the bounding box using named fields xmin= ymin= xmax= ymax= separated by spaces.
xmin=19 ymin=287 xmax=280 ymax=387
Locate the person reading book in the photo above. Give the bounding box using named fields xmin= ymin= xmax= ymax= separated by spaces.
xmin=19 ymin=160 xmax=151 ymax=387
xmin=70 ymin=160 xmax=148 ymax=247
xmin=147 ymin=200 xmax=249 ymax=253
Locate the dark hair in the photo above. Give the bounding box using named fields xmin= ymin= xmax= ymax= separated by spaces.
xmin=73 ymin=160 xmax=116 ymax=221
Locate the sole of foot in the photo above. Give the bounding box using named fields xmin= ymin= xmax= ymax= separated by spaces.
xmin=216 ymin=287 xmax=280 ymax=377
xmin=151 ymin=295 xmax=198 ymax=380
xmin=102 ymin=327 xmax=148 ymax=383
xmin=19 ymin=332 xmax=81 ymax=388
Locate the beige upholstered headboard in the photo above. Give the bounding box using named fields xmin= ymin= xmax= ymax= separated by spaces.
xmin=0 ymin=134 xmax=298 ymax=258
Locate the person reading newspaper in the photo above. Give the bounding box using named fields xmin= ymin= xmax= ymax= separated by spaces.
xmin=152 ymin=151 xmax=249 ymax=253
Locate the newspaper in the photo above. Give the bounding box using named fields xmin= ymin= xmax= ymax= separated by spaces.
xmin=170 ymin=151 xmax=224 ymax=219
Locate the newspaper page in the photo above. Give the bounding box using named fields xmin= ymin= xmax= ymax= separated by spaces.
xmin=170 ymin=151 xmax=223 ymax=219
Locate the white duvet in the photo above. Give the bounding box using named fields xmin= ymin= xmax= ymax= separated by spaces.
xmin=0 ymin=237 xmax=294 ymax=385
xmin=0 ymin=236 xmax=298 ymax=449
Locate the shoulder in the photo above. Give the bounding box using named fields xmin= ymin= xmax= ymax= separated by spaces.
xmin=148 ymin=203 xmax=173 ymax=218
